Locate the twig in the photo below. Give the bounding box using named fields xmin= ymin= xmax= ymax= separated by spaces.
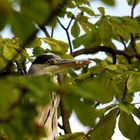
xmin=39 ymin=26 xmax=50 ymax=37
xmin=15 ymin=62 xmax=25 ymax=75
xmin=71 ymin=46 xmax=140 ymax=64
xmin=119 ymin=36 xmax=127 ymax=50
xmin=130 ymin=0 xmax=137 ymax=52
xmin=66 ymin=15 xmax=74 ymax=30
xmin=60 ymin=99 xmax=72 ymax=134
xmin=121 ymin=79 xmax=128 ymax=103
xmin=51 ymin=28 xmax=54 ymax=37
xmin=131 ymin=0 xmax=137 ymax=18
xmin=57 ymin=74 xmax=72 ymax=134
xmin=57 ymin=17 xmax=74 ymax=53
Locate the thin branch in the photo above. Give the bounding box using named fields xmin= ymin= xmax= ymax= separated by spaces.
xmin=15 ymin=61 xmax=25 ymax=75
xmin=57 ymin=18 xmax=73 ymax=53
xmin=60 ymin=99 xmax=72 ymax=134
xmin=66 ymin=15 xmax=75 ymax=30
xmin=58 ymin=74 xmax=72 ymax=134
xmin=121 ymin=79 xmax=128 ymax=103
xmin=119 ymin=36 xmax=127 ymax=50
xmin=51 ymin=28 xmax=54 ymax=37
xmin=130 ymin=34 xmax=136 ymax=52
xmin=130 ymin=0 xmax=137 ymax=52
xmin=39 ymin=26 xmax=50 ymax=37
xmin=131 ymin=0 xmax=137 ymax=18
xmin=70 ymin=46 xmax=140 ymax=64
xmin=66 ymin=30 xmax=73 ymax=53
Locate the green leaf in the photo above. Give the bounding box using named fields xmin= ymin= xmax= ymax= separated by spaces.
xmin=131 ymin=107 xmax=140 ymax=120
xmin=127 ymin=0 xmax=140 ymax=6
xmin=0 ymin=0 xmax=12 ymax=30
xmin=99 ymin=18 xmax=113 ymax=41
xmin=42 ymin=37 xmax=69 ymax=53
xmin=127 ymin=72 xmax=140 ymax=93
xmin=119 ymin=111 xmax=140 ymax=139
xmin=0 ymin=56 xmax=7 ymax=69
xmin=109 ymin=16 xmax=130 ymax=42
xmin=98 ymin=7 xmax=105 ymax=16
xmin=25 ymin=37 xmax=42 ymax=48
xmin=0 ymin=77 xmax=19 ymax=117
xmin=57 ymin=132 xmax=89 ymax=140
xmin=2 ymin=42 xmax=29 ymax=62
xmin=71 ymin=78 xmax=114 ymax=103
xmin=79 ymin=6 xmax=95 ymax=16
xmin=32 ymin=47 xmax=46 ymax=56
xmin=71 ymin=21 xmax=80 ymax=38
xmin=70 ymin=96 xmax=101 ymax=126
xmin=118 ymin=103 xmax=134 ymax=114
xmin=21 ymin=0 xmax=49 ymax=25
xmin=123 ymin=17 xmax=140 ymax=34
xmin=11 ymin=12 xmax=36 ymax=42
xmin=89 ymin=108 xmax=118 ymax=140
xmin=101 ymin=0 xmax=115 ymax=6
xmin=73 ymin=30 xmax=100 ymax=48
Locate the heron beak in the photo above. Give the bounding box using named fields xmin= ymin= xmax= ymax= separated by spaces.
xmin=44 ymin=59 xmax=91 ymax=74
xmin=53 ymin=59 xmax=90 ymax=68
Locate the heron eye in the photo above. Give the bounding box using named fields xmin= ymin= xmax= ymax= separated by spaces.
xmin=47 ymin=59 xmax=55 ymax=65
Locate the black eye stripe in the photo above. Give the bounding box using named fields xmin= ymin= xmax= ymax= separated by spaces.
xmin=32 ymin=54 xmax=57 ymax=64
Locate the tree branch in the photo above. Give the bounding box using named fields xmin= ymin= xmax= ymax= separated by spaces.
xmin=130 ymin=0 xmax=137 ymax=52
xmin=39 ymin=26 xmax=50 ymax=37
xmin=57 ymin=74 xmax=72 ymax=134
xmin=60 ymin=98 xmax=72 ymax=134
xmin=71 ymin=46 xmax=140 ymax=64
xmin=57 ymin=17 xmax=74 ymax=53
xmin=131 ymin=0 xmax=137 ymax=18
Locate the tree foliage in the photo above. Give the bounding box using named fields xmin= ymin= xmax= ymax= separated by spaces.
xmin=0 ymin=0 xmax=140 ymax=139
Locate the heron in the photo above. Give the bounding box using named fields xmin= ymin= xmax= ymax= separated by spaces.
xmin=28 ymin=53 xmax=90 ymax=140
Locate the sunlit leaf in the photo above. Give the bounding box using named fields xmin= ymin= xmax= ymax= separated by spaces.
xmin=42 ymin=37 xmax=69 ymax=53
xmin=98 ymin=7 xmax=105 ymax=16
xmin=101 ymin=0 xmax=115 ymax=6
xmin=57 ymin=132 xmax=89 ymax=140
xmin=127 ymin=72 xmax=140 ymax=93
xmin=118 ymin=103 xmax=133 ymax=114
xmin=25 ymin=37 xmax=42 ymax=48
xmin=99 ymin=17 xmax=113 ymax=41
xmin=2 ymin=43 xmax=29 ymax=62
xmin=79 ymin=6 xmax=95 ymax=16
xmin=33 ymin=47 xmax=46 ymax=56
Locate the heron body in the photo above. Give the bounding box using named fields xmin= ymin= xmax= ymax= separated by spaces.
xmin=28 ymin=53 xmax=90 ymax=140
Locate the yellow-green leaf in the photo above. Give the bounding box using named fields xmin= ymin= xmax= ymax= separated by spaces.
xmin=42 ymin=37 xmax=69 ymax=53
xmin=57 ymin=132 xmax=89 ymax=140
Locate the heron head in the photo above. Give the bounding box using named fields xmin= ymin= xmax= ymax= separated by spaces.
xmin=28 ymin=53 xmax=90 ymax=76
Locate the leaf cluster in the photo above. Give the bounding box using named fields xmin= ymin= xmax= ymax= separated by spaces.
xmin=0 ymin=0 xmax=140 ymax=140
